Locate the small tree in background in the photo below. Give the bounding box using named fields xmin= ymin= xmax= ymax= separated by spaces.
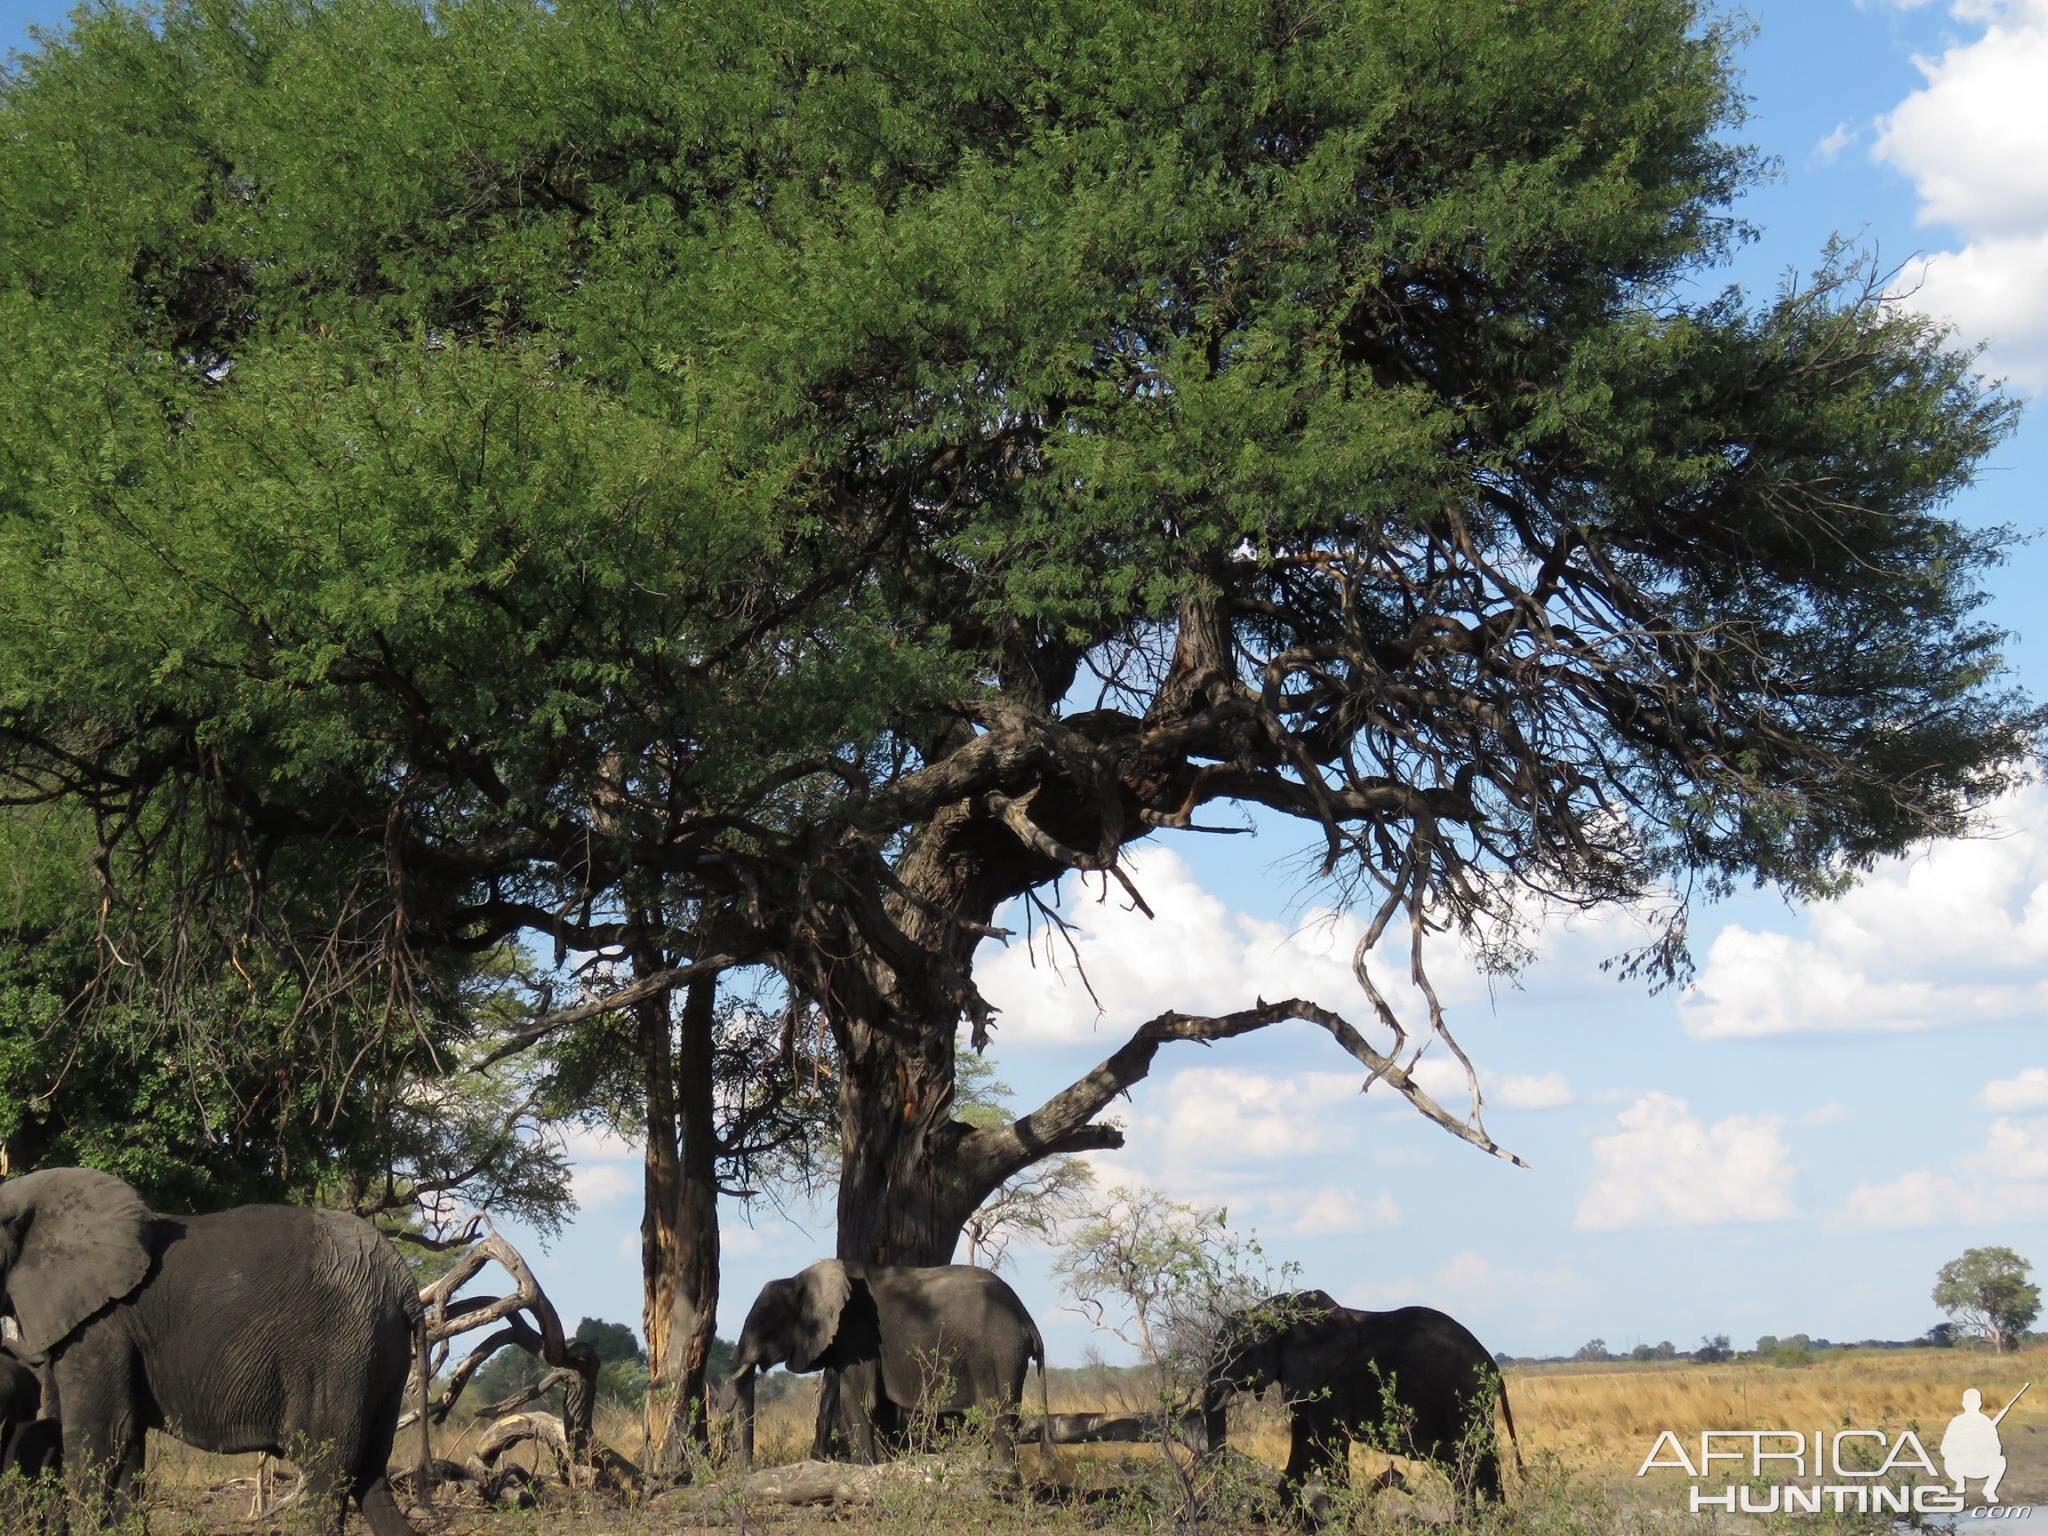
xmin=1574 ymin=1339 xmax=1611 ymax=1363
xmin=1934 ymin=1247 xmax=2041 ymax=1353
xmin=1057 ymin=1188 xmax=1244 ymax=1379
xmin=1055 ymin=1186 xmax=1299 ymax=1520
xmin=1695 ymin=1334 xmax=1733 ymax=1363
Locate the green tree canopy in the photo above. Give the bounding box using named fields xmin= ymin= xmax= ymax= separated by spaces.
xmin=1934 ymin=1247 xmax=2041 ymax=1353
xmin=0 ymin=0 xmax=2036 ymax=1270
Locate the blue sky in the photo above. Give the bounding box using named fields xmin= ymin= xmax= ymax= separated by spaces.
xmin=5 ymin=0 xmax=2047 ymax=1365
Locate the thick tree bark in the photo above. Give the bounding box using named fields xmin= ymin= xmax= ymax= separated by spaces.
xmin=820 ymin=595 xmax=1521 ymax=1269
xmin=638 ymin=972 xmax=685 ymax=1465
xmin=672 ymin=975 xmax=722 ymax=1450
xmin=639 ymin=963 xmax=722 ymax=1472
xmin=832 ymin=1012 xmax=977 ymax=1266
xmin=821 ymin=599 xmax=1252 ymax=1266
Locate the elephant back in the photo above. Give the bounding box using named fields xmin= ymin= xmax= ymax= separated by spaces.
xmin=865 ymin=1264 xmax=1041 ymax=1409
xmin=303 ymin=1207 xmax=425 ymax=1325
xmin=131 ymin=1204 xmax=420 ymax=1451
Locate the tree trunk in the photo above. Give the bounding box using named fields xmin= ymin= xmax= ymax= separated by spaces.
xmin=832 ymin=1005 xmax=981 ymax=1267
xmin=638 ymin=970 xmax=687 ymax=1469
xmin=671 ymin=975 xmax=721 ymax=1452
xmin=640 ymin=963 xmax=724 ymax=1475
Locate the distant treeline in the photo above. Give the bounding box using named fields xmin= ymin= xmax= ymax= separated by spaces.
xmin=1498 ymin=1324 xmax=2029 ymax=1368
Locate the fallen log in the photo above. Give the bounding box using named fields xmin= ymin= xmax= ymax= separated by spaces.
xmin=734 ymin=1455 xmax=1004 ymax=1507
xmin=1026 ymin=1412 xmax=1206 ymax=1446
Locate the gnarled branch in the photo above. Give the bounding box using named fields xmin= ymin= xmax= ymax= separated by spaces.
xmin=964 ymin=995 xmax=1526 ymax=1190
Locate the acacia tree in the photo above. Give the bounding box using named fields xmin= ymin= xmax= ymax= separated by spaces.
xmin=1934 ymin=1247 xmax=2041 ymax=1354
xmin=0 ymin=0 xmax=2038 ymax=1324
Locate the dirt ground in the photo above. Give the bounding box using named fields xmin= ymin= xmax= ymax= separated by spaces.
xmin=11 ymin=1347 xmax=2044 ymax=1533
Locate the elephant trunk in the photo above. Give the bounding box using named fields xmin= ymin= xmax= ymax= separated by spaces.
xmin=1201 ymin=1369 xmax=1229 ymax=1459
xmin=737 ymin=1369 xmax=758 ymax=1470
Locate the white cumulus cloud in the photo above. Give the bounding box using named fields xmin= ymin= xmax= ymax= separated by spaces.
xmin=1982 ymin=1067 xmax=2048 ymax=1111
xmin=1678 ymin=785 xmax=2048 ymax=1037
xmin=1278 ymin=1187 xmax=1401 ymax=1237
xmin=1970 ymin=1116 xmax=2048 ymax=1179
xmin=1835 ymin=1170 xmax=2048 ymax=1228
xmin=1397 ymin=1058 xmax=1575 ymax=1112
xmin=1834 ymin=1105 xmax=2048 ymax=1226
xmin=1346 ymin=1251 xmax=1585 ymax=1317
xmin=1148 ymin=1066 xmax=1365 ymax=1164
xmin=572 ymin=1160 xmax=635 ymax=1208
xmin=1872 ymin=0 xmax=2048 ymax=388
xmin=1576 ymin=1093 xmax=1798 ymax=1229
xmin=1496 ymin=1072 xmax=1575 ymax=1110
xmin=560 ymin=1121 xmax=640 ymax=1210
xmin=1813 ymin=121 xmax=1858 ymax=165
xmin=975 ymin=845 xmax=1489 ymax=1048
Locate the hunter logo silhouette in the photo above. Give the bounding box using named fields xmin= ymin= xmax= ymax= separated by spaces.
xmin=1939 ymin=1382 xmax=2027 ymax=1503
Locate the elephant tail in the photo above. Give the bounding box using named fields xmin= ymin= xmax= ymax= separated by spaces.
xmin=1031 ymin=1321 xmax=1053 ymax=1459
xmin=1497 ymin=1374 xmax=1525 ymax=1476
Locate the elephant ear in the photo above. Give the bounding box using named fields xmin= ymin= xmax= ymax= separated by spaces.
xmin=788 ymin=1259 xmax=853 ymax=1372
xmin=0 ymin=1167 xmax=153 ymax=1357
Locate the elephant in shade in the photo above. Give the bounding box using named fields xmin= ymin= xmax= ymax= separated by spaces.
xmin=1203 ymin=1290 xmax=1522 ymax=1505
xmin=1 ymin=1340 xmax=60 ymax=1482
xmin=0 ymin=1166 xmax=426 ymax=1534
xmin=723 ymin=1259 xmax=1051 ymax=1468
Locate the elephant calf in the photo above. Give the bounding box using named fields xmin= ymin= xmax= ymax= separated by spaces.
xmin=723 ymin=1259 xmax=1051 ymax=1469
xmin=1 ymin=1341 xmax=61 ymax=1490
xmin=1203 ymin=1290 xmax=1522 ymax=1505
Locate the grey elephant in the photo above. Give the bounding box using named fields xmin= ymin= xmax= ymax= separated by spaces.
xmin=0 ymin=1341 xmax=37 ymax=1447
xmin=724 ymin=1260 xmax=1051 ymax=1468
xmin=0 ymin=1166 xmax=426 ymax=1534
xmin=1 ymin=1340 xmax=59 ymax=1482
xmin=1203 ymin=1291 xmax=1521 ymax=1505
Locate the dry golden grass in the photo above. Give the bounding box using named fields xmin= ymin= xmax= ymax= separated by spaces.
xmin=1507 ymin=1344 xmax=2047 ymax=1477
xmin=746 ymin=1344 xmax=2048 ymax=1482
xmin=86 ymin=1340 xmax=2048 ymax=1518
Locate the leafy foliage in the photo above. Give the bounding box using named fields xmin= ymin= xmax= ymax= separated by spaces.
xmin=1054 ymin=1186 xmax=1290 ymax=1384
xmin=0 ymin=0 xmax=2036 ymax=1258
xmin=1933 ymin=1246 xmax=2041 ymax=1353
xmin=0 ymin=805 xmax=571 ymax=1226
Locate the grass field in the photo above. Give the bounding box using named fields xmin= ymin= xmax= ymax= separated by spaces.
xmin=8 ymin=1343 xmax=2043 ymax=1532
xmin=1509 ymin=1345 xmax=2044 ymax=1478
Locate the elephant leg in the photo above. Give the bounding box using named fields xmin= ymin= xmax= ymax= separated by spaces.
xmin=812 ymin=1372 xmax=842 ymax=1461
xmin=296 ymin=1458 xmax=351 ymax=1536
xmin=350 ymin=1391 xmax=417 ymax=1536
xmin=1457 ymin=1439 xmax=1503 ymax=1507
xmin=841 ymin=1367 xmax=884 ymax=1465
xmin=1281 ymin=1407 xmax=1345 ymax=1523
xmin=985 ymin=1369 xmax=1019 ymax=1468
xmin=1282 ymin=1410 xmax=1317 ymax=1489
xmin=57 ymin=1368 xmax=144 ymax=1531
xmin=852 ymin=1399 xmax=884 ymax=1465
